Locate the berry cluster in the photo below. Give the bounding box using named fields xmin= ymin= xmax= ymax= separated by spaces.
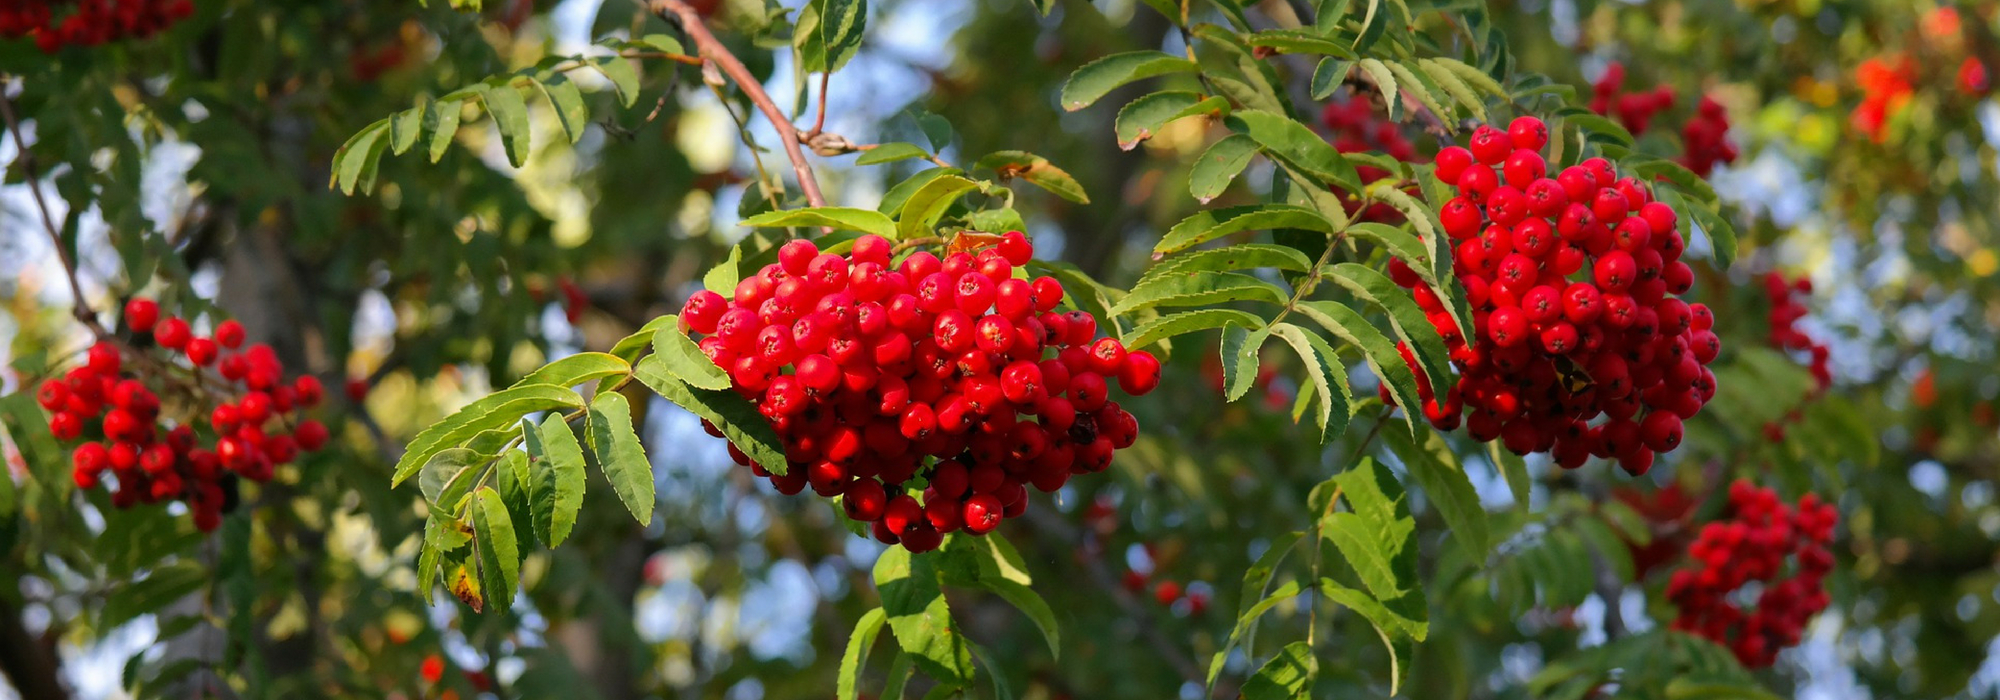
xmin=1403 ymin=116 xmax=1720 ymax=475
xmin=1320 ymin=96 xmax=1417 ymax=223
xmin=0 ymin=0 xmax=193 ymax=53
xmin=39 ymin=298 xmax=328 ymax=531
xmin=1589 ymin=63 xmax=1677 ymax=136
xmin=1852 ymin=55 xmax=1914 ymax=143
xmin=1763 ymin=272 xmax=1829 ymax=391
xmin=1678 ymin=97 xmax=1737 ymax=178
xmin=1668 ymin=481 xmax=1837 ymax=668
xmin=678 ymin=232 xmax=1159 ymax=552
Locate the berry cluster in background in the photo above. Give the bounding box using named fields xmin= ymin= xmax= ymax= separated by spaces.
xmin=1668 ymin=481 xmax=1837 ymax=667
xmin=0 ymin=0 xmax=193 ymax=52
xmin=1319 ymin=96 xmax=1418 ymax=223
xmin=679 ymin=232 xmax=1158 ymax=552
xmin=38 ymin=298 xmax=328 ymax=531
xmin=1589 ymin=62 xmax=1739 ymax=177
xmin=1763 ymin=273 xmax=1830 ymax=392
xmin=1407 ymin=117 xmax=1720 ymax=475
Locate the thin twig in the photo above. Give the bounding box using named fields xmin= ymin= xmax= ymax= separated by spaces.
xmin=809 ymin=71 xmax=830 ymax=137
xmin=1 ymin=78 xmax=103 ymax=334
xmin=653 ymin=0 xmax=828 ymax=209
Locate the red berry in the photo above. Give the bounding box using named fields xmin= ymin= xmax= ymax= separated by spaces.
xmin=124 ymin=298 xmax=159 ymax=333
xmin=215 ymin=320 xmax=246 ymax=349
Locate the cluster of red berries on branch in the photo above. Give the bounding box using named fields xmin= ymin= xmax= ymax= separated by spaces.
xmin=38 ymin=298 xmax=329 ymax=531
xmin=1764 ymin=273 xmax=1829 ymax=391
xmin=1319 ymin=96 xmax=1418 ymax=223
xmin=0 ymin=0 xmax=193 ymax=53
xmin=1396 ymin=116 xmax=1720 ymax=475
xmin=1589 ymin=62 xmax=1739 ymax=177
xmin=1852 ymin=55 xmax=1915 ymax=143
xmin=678 ymin=232 xmax=1160 ymax=553
xmin=1668 ymin=481 xmax=1837 ymax=668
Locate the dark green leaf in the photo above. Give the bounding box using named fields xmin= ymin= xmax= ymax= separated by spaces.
xmin=1220 ymin=323 xmax=1273 ymax=402
xmin=875 ymin=547 xmax=973 ymax=682
xmin=839 ymin=608 xmax=889 ymax=700
xmin=591 ymin=56 xmax=642 ymax=108
xmin=1190 ymin=134 xmax=1260 ymax=204
xmin=331 ymin=120 xmax=387 ymax=195
xmin=976 ymin=151 xmax=1090 ymax=204
xmin=586 ymin=392 xmax=655 ymax=526
xmin=478 ymin=81 xmax=533 ymax=168
xmin=635 ymin=361 xmax=789 ymax=473
xmin=472 ymin=486 xmax=520 ymax=612
xmin=1267 ymin=322 xmax=1352 ymax=440
xmin=1122 ymin=308 xmax=1265 ymax=351
xmin=1156 ymin=204 xmax=1338 ymax=255
xmin=1110 ymin=272 xmax=1287 ymax=317
xmin=820 ymin=0 xmax=867 ymax=72
xmin=1059 ymin=51 xmax=1198 ymax=111
xmin=1115 ymin=91 xmax=1227 ymax=150
xmin=1381 ymin=427 xmax=1489 ymax=557
xmin=528 ymin=414 xmax=587 ymax=547
xmin=1241 ymin=642 xmax=1317 ymax=700
xmin=391 ymin=384 xmax=584 ymax=486
xmin=857 ymin=142 xmax=931 ymax=165
xmin=1320 ymin=263 xmax=1452 ymax=399
xmin=1224 ymin=110 xmax=1361 ymax=191
xmin=1292 ymin=301 xmax=1424 ymax=435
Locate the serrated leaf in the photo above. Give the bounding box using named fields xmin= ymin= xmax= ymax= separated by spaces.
xmin=1241 ymin=641 xmax=1317 ymax=700
xmin=331 ymin=120 xmax=388 ymax=194
xmin=635 ymin=361 xmax=789 ymax=473
xmin=977 ymin=151 xmax=1090 ymax=204
xmin=857 ymin=142 xmax=930 ymax=165
xmin=1224 ymin=110 xmax=1361 ymax=191
xmin=518 ymin=352 xmax=631 ymax=389
xmin=895 ymin=174 xmax=979 ymax=240
xmin=1268 ymin=323 xmax=1351 ymax=440
xmin=1220 ymin=323 xmax=1273 ymax=402
xmin=1292 ymin=301 xmax=1424 ymax=435
xmin=882 ymin=653 xmax=915 ymax=700
xmin=528 ymin=414 xmax=587 ymax=547
xmin=839 ymin=608 xmax=889 ymax=700
xmin=1190 ymin=134 xmax=1259 ymax=203
xmin=1156 ymin=204 xmax=1338 ymax=255
xmin=742 ymin=207 xmax=897 ymax=238
xmin=875 ymin=547 xmax=974 ymax=682
xmin=532 ymin=73 xmax=591 ymax=144
xmin=642 ymin=323 xmax=729 ymax=391
xmin=1110 ymin=271 xmax=1287 ymax=318
xmin=389 ymin=105 xmax=425 ymax=156
xmin=1567 ymin=112 xmax=1635 ymax=147
xmin=586 ymin=392 xmax=655 ymax=525
xmin=1060 ymin=51 xmax=1198 ymax=111
xmin=878 ymin=167 xmax=965 ymax=215
xmin=1122 ymin=308 xmax=1265 ymax=351
xmin=471 ymin=487 xmax=520 ymax=612
xmin=428 ymin=99 xmax=463 ymax=163
xmin=1320 ymin=263 xmax=1452 ymax=398
xmin=1248 ymin=28 xmax=1356 ymax=57
xmin=1324 ymin=458 xmax=1422 ymax=607
xmin=1115 ymin=92 xmax=1228 ymax=150
xmin=1342 ymin=223 xmax=1431 ymax=280
xmin=1418 ymin=58 xmax=1486 ymax=122
xmin=820 ymin=0 xmax=867 ymax=72
xmin=476 ymin=80 xmax=534 ymax=168
xmin=1435 ymin=57 xmax=1506 ymax=97
xmin=419 ymin=449 xmax=481 ymax=520
xmin=1310 ymin=57 xmax=1352 ymax=100
xmin=1631 ymin=158 xmax=1717 ymax=201
xmin=1387 ymin=60 xmax=1453 ymax=127
xmin=1150 ymin=244 xmax=1314 ymax=281
xmin=1381 ymin=427 xmax=1489 ymax=557
xmin=1354 ymin=0 xmax=1387 ymax=52
xmin=1317 ymin=578 xmax=1421 ymax=693
xmin=591 ymin=56 xmax=641 ymax=108
xmin=1356 ymin=58 xmax=1400 ymax=121
xmin=1206 ymin=580 xmax=1303 ymax=688
xmin=391 ymin=384 xmax=584 ymax=487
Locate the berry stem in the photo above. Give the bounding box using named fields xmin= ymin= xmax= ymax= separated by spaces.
xmin=653 ymin=0 xmax=829 ymax=210
xmin=1 ymin=78 xmax=106 ymax=336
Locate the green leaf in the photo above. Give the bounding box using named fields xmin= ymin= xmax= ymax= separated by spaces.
xmin=532 ymin=73 xmax=591 ymax=144
xmin=1248 ymin=28 xmax=1357 ymax=57
xmin=586 ymin=392 xmax=656 ymax=526
xmin=857 ymin=142 xmax=931 ymax=165
xmin=1267 ymin=322 xmax=1352 ymax=440
xmin=645 ymin=323 xmax=730 ymax=391
xmin=1356 ymin=58 xmax=1400 ymax=121
xmin=976 ymin=151 xmax=1089 ymax=204
xmin=391 ymin=384 xmax=584 ymax=487
xmin=874 ymin=547 xmax=974 ymax=682
xmin=1353 ymin=0 xmax=1387 ymax=52
xmin=1310 ymin=57 xmax=1352 ymax=100
xmin=1241 ymin=642 xmax=1317 ymax=700
xmin=418 ymin=448 xmax=481 ymax=511
xmin=634 ymin=33 xmax=685 ymax=54
xmin=471 ymin=486 xmax=520 ymax=612
xmin=879 ymin=167 xmax=966 ymax=215
xmin=1059 ymin=51 xmax=1199 ymax=111
xmin=591 ymin=56 xmax=641 ymax=108
xmin=882 ymin=653 xmax=915 ymax=700
xmin=943 ymin=535 xmax=1060 ymax=658
xmin=609 ymin=315 xmax=679 ymax=365
xmin=820 ymin=0 xmax=867 ymax=72
xmin=1418 ymin=58 xmax=1486 ymax=123
xmin=895 ymin=174 xmax=979 ymax=240
xmin=428 ymin=98 xmax=463 ymax=163
xmin=517 ymin=352 xmax=631 ymax=389
xmin=1115 ymin=91 xmax=1228 ymax=150
xmin=969 ymin=643 xmax=1016 ymax=700
xmin=741 ymin=207 xmax=897 ymax=238
xmin=528 ymin=414 xmax=588 ymax=547
xmin=1659 ymin=185 xmax=1738 ymax=268
xmin=100 ymin=562 xmax=206 ymax=631
xmin=1122 ymin=308 xmax=1265 ymax=351
xmin=1027 ymin=0 xmax=1055 ymax=14
xmin=1489 ymin=441 xmax=1531 ymax=508
xmin=1220 ymin=323 xmax=1273 ymax=402
xmin=1156 ymin=204 xmax=1338 ymax=255
xmin=1433 ymin=57 xmax=1507 ymax=97
xmin=1206 ymin=580 xmax=1303 ymax=688
xmin=1224 ymin=110 xmax=1361 ymax=191
xmin=1387 ymin=60 xmax=1453 ymax=127
xmin=1381 ymin=427 xmax=1489 ymax=557
xmin=1317 ymin=579 xmax=1421 ymax=693
xmin=331 ymin=120 xmax=388 ymax=195
xmin=1323 ymin=458 xmax=1423 ymax=608
xmin=1342 ymin=223 xmax=1431 ymax=280
xmin=1149 ymin=244 xmax=1314 ymax=280
xmin=478 ymin=80 xmax=533 ymax=168
xmin=839 ymin=608 xmax=889 ymax=700
xmin=1190 ymin=134 xmax=1260 ymax=204
xmin=1109 ymin=271 xmax=1287 ymax=318
xmin=1320 ymin=263 xmax=1452 ymax=399
xmin=635 ymin=360 xmax=789 ymax=473
xmin=389 ymin=105 xmax=425 ymax=156
xmin=1630 ymin=158 xmax=1717 ymax=202
xmin=1292 ymin=301 xmax=1424 ymax=435
xmin=1567 ymin=112 xmax=1635 ymax=147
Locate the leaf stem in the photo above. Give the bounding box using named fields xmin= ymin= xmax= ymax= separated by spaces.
xmin=654 ymin=0 xmax=828 ymax=209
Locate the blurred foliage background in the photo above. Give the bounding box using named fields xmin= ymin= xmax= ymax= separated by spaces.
xmin=2 ymin=0 xmax=1999 ymax=698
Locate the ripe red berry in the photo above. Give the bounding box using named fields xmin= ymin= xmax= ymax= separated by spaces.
xmin=124 ymin=298 xmax=159 ymax=333
xmin=215 ymin=320 xmax=247 ymax=349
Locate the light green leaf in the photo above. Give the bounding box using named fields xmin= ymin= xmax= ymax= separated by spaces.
xmin=895 ymin=174 xmax=979 ymax=240
xmin=1241 ymin=642 xmax=1317 ymax=700
xmin=635 ymin=360 xmax=789 ymax=473
xmin=1433 ymin=57 xmax=1507 ymax=97
xmin=330 ymin=120 xmax=388 ymax=195
xmin=1110 ymin=272 xmax=1287 ymax=318
xmin=1248 ymin=28 xmax=1356 ymax=57
xmin=428 ymin=98 xmax=463 ymax=163
xmin=1357 ymin=58 xmax=1400 ymax=121
xmin=875 ymin=547 xmax=974 ymax=682
xmin=1342 ymin=223 xmax=1431 ymax=280
xmin=1148 ymin=244 xmax=1314 ymax=280
xmin=1220 ymin=323 xmax=1273 ymax=402
xmin=1317 ymin=579 xmax=1421 ymax=693
xmin=419 ymin=447 xmax=481 ymax=510
xmin=1386 ymin=60 xmax=1453 ymax=127
xmin=1190 ymin=134 xmax=1260 ymax=204
xmin=609 ymin=315 xmax=679 ymax=365
xmin=839 ymin=608 xmax=889 ymax=700
xmin=1060 ymin=51 xmax=1199 ymax=111
xmin=517 ymin=352 xmax=631 ymax=390
xmin=1320 ymin=263 xmax=1453 ymax=399
xmin=1224 ymin=110 xmax=1362 ymax=191
xmin=1267 ymin=322 xmax=1352 ymax=440
xmin=528 ymin=414 xmax=587 ymax=547
xmin=586 ymin=392 xmax=655 ymax=526
xmin=391 ymin=384 xmax=584 ymax=487
xmin=1381 ymin=427 xmax=1489 ymax=557
xmin=857 ymin=142 xmax=931 ymax=165
xmin=389 ymin=105 xmax=425 ymax=156
xmin=1418 ymin=58 xmax=1486 ymax=122
xmin=478 ymin=81 xmax=533 ymax=168
xmin=646 ymin=322 xmax=730 ymax=391
xmin=471 ymin=487 xmax=520 ymax=612
xmin=742 ymin=207 xmax=897 ymax=239
xmin=976 ymin=151 xmax=1090 ymax=204
xmin=878 ymin=167 xmax=965 ymax=215
xmin=1324 ymin=458 xmax=1424 ymax=610
xmin=533 ymin=73 xmax=591 ymax=144
xmin=1206 ymin=580 xmax=1303 ymax=688
xmin=1115 ymin=91 xmax=1228 ymax=150
xmin=1292 ymin=301 xmax=1424 ymax=435
xmin=591 ymin=56 xmax=641 ymax=108
xmin=1156 ymin=204 xmax=1338 ymax=255
xmin=1122 ymin=308 xmax=1265 ymax=351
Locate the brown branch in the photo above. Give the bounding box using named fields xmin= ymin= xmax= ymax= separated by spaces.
xmin=809 ymin=71 xmax=830 ymax=137
xmin=652 ymin=0 xmax=828 ymax=209
xmin=1 ymin=79 xmax=104 ymax=334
